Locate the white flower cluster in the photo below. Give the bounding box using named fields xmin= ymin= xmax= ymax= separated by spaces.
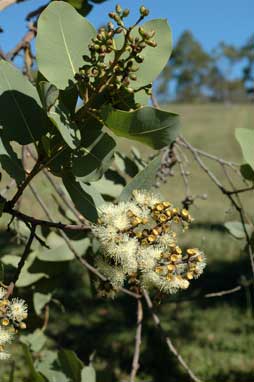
xmin=93 ymin=190 xmax=206 ymax=297
xmin=0 ymin=287 xmax=28 ymax=360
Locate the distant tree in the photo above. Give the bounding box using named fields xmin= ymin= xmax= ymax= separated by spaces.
xmin=241 ymin=34 xmax=254 ymax=98
xmin=157 ymin=30 xmax=211 ymax=102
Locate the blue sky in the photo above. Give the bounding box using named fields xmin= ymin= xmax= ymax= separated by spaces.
xmin=0 ymin=0 xmax=253 ymax=55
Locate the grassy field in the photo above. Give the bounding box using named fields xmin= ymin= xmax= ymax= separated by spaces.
xmin=1 ymin=104 xmax=254 ymax=381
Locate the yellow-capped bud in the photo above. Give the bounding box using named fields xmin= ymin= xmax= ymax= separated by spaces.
xmin=19 ymin=322 xmax=27 ymax=329
xmin=155 ymin=203 xmax=164 ymax=212
xmin=170 ymin=254 xmax=178 ymax=262
xmin=197 ymin=255 xmax=203 ymax=262
xmin=135 ymin=232 xmax=142 ymax=239
xmin=142 ymin=217 xmax=148 ymax=224
xmin=155 ymin=266 xmax=163 ymax=273
xmin=173 ymin=216 xmax=180 ymax=224
xmin=148 ymin=235 xmax=156 ymax=243
xmin=163 ymin=201 xmax=172 ymax=208
xmin=166 ymin=209 xmax=172 ymax=218
xmin=166 ymin=274 xmax=173 ymax=281
xmin=175 ymin=246 xmax=182 ymax=254
xmin=181 ymin=208 xmax=189 ymax=218
xmin=159 ymin=214 xmax=167 ymax=223
xmin=167 ymin=264 xmax=175 ymax=272
xmin=1 ymin=318 xmax=9 ymax=326
xmin=152 ymin=228 xmax=159 ymax=236
xmin=187 ymin=248 xmax=197 ymax=256
xmin=186 ymin=272 xmax=193 ymax=280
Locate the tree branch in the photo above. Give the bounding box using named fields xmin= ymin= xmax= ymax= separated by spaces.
xmin=143 ymin=289 xmax=201 ymax=382
xmin=130 ymin=298 xmax=143 ymax=382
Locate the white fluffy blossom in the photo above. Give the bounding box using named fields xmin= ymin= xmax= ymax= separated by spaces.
xmin=0 ymin=327 xmax=14 ymax=345
xmin=7 ymin=298 xmax=28 ymax=322
xmin=0 ymin=351 xmax=11 ymax=360
xmin=0 ymin=288 xmax=6 ymax=300
xmin=93 ymin=189 xmax=206 ymax=297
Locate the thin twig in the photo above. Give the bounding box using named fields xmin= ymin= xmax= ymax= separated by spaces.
xmin=179 ymin=135 xmax=254 ymax=280
xmin=143 ymin=289 xmax=201 ymax=382
xmin=6 ymin=26 xmax=36 ymax=61
xmin=3 ymin=203 xmax=91 ymax=232
xmin=6 ymin=224 xmax=36 ymax=298
xmin=130 ymin=299 xmax=143 ymax=382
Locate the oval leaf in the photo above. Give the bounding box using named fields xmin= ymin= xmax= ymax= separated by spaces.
xmin=102 ymin=106 xmax=180 ymax=149
xmin=0 ymin=60 xmax=46 ymax=144
xmin=37 ymin=1 xmax=96 ymax=89
xmin=224 ymin=221 xmax=253 ymax=239
xmin=119 ymin=156 xmax=160 ymax=201
xmin=235 ymin=128 xmax=254 ymax=170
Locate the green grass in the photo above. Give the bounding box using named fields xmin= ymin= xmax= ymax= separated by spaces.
xmin=1 ymin=103 xmax=254 ymax=381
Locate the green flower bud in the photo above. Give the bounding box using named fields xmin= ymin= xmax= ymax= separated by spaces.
xmin=135 ymin=55 xmax=144 ymax=63
xmin=82 ymin=55 xmax=90 ymax=62
xmin=108 ymin=22 xmax=114 ymax=30
xmin=130 ymin=74 xmax=137 ymax=81
xmin=115 ymin=4 xmax=122 ymax=14
xmin=126 ymin=87 xmax=134 ymax=93
xmin=122 ymin=9 xmax=130 ymax=17
xmin=140 ymin=5 xmax=149 ymax=16
xmin=138 ymin=26 xmax=145 ymax=36
xmin=146 ymin=40 xmax=157 ymax=48
xmin=109 ymin=12 xmax=116 ymax=19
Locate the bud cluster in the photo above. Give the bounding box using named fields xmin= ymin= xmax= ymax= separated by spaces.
xmin=75 ymin=4 xmax=156 ymax=107
xmin=0 ymin=288 xmax=28 ymax=360
xmin=93 ymin=190 xmax=206 ymax=298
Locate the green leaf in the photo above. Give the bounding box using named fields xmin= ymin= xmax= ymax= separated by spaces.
xmin=36 ymin=350 xmax=69 ymax=382
xmin=22 ymin=344 xmax=47 ymax=382
xmin=33 ymin=292 xmax=52 ymax=315
xmin=102 ymin=106 xmax=180 ymax=149
xmin=240 ymin=164 xmax=254 ymax=181
xmin=114 ymin=19 xmax=172 ymax=105
xmin=119 ymin=156 xmax=160 ymax=201
xmin=224 ymin=221 xmax=253 ymax=240
xmin=63 ymin=175 xmax=104 ymax=222
xmin=0 ymin=136 xmax=25 ymax=184
xmin=38 ymin=234 xmax=90 ymax=262
xmin=0 ymin=60 xmax=47 ymax=144
xmin=58 ymin=349 xmax=84 ymax=382
xmin=235 ymin=128 xmax=254 ymax=170
xmin=72 ymin=132 xmax=116 ymax=182
xmin=16 ymin=251 xmax=48 ymax=287
xmin=81 ymin=366 xmax=96 ymax=382
xmin=48 ymin=102 xmax=81 ymax=149
xmin=133 ymin=19 xmax=172 ymax=104
xmin=37 ymin=81 xmax=59 ymax=111
xmin=37 ymin=1 xmax=96 ymax=89
xmin=21 ymin=329 xmax=47 ymax=353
